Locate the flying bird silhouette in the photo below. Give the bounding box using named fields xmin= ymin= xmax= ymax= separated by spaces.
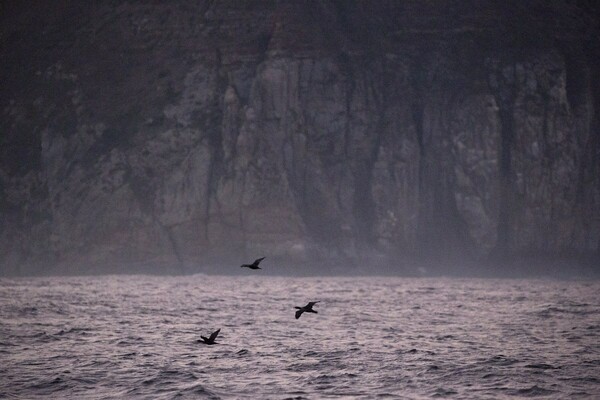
xmin=294 ymin=301 xmax=320 ymax=319
xmin=240 ymin=257 xmax=265 ymax=270
xmin=198 ymin=328 xmax=221 ymax=345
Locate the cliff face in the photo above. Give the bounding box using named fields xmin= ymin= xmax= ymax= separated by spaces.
xmin=1 ymin=1 xmax=599 ymax=275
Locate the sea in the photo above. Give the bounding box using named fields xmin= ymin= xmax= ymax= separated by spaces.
xmin=0 ymin=274 xmax=599 ymax=399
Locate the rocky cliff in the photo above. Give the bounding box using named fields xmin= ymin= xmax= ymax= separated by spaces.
xmin=1 ymin=1 xmax=599 ymax=275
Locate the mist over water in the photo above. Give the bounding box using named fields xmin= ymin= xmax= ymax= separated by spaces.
xmin=3 ymin=2 xmax=599 ymax=397
xmin=1 ymin=274 xmax=599 ymax=399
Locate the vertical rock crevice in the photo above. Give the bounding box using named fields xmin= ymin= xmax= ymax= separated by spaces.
xmin=409 ymin=58 xmax=428 ymax=257
xmin=203 ymin=48 xmax=227 ymax=242
xmin=488 ymin=60 xmax=517 ymax=260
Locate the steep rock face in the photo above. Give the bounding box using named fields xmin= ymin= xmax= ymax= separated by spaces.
xmin=1 ymin=1 xmax=599 ymax=274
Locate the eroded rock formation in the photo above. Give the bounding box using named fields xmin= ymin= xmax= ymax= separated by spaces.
xmin=1 ymin=1 xmax=599 ymax=274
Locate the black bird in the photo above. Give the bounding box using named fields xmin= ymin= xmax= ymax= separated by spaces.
xmin=240 ymin=257 xmax=265 ymax=270
xmin=198 ymin=328 xmax=221 ymax=345
xmin=295 ymin=301 xmax=320 ymax=319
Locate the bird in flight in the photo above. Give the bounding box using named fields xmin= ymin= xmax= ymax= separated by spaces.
xmin=240 ymin=257 xmax=265 ymax=270
xmin=198 ymin=328 xmax=221 ymax=345
xmin=294 ymin=301 xmax=320 ymax=319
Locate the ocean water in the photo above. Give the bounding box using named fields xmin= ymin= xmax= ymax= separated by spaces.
xmin=0 ymin=275 xmax=599 ymax=399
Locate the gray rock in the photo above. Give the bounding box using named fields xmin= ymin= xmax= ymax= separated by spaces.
xmin=1 ymin=1 xmax=599 ymax=275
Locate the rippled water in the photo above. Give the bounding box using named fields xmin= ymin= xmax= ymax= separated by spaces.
xmin=1 ymin=275 xmax=599 ymax=399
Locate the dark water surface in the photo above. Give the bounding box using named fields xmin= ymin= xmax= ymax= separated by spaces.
xmin=1 ymin=275 xmax=599 ymax=399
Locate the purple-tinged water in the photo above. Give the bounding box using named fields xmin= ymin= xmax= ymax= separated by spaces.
xmin=1 ymin=275 xmax=599 ymax=398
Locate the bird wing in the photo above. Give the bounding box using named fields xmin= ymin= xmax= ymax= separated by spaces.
xmin=252 ymin=257 xmax=265 ymax=267
xmin=209 ymin=328 xmax=221 ymax=342
xmin=306 ymin=301 xmax=319 ymax=308
xmin=295 ymin=309 xmax=304 ymax=319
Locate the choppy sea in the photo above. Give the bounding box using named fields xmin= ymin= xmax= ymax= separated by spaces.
xmin=1 ymin=275 xmax=599 ymax=399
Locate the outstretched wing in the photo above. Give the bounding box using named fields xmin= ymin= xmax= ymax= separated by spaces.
xmin=252 ymin=257 xmax=266 ymax=267
xmin=209 ymin=328 xmax=221 ymax=342
xmin=295 ymin=309 xmax=304 ymax=319
xmin=306 ymin=301 xmax=320 ymax=308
